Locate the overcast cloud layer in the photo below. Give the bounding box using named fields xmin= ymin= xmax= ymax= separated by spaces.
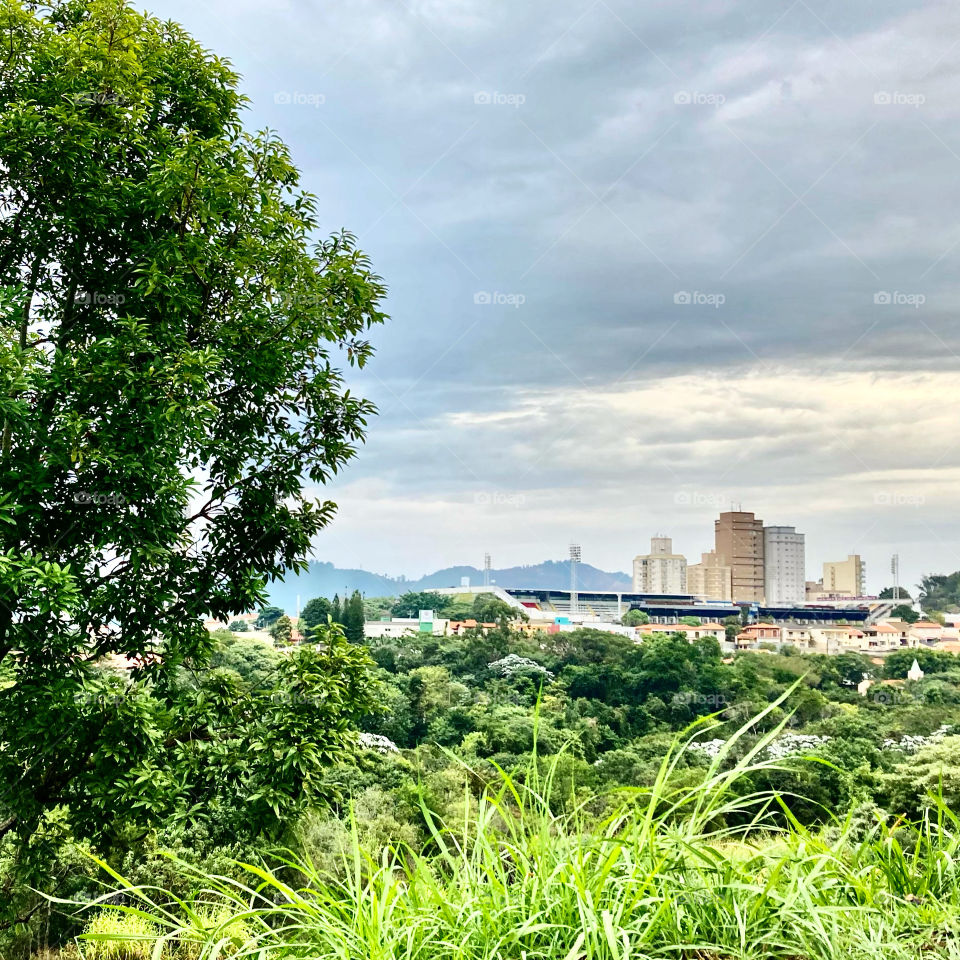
xmin=151 ymin=0 xmax=960 ymax=591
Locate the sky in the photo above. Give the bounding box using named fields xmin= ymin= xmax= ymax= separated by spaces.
xmin=150 ymin=0 xmax=960 ymax=592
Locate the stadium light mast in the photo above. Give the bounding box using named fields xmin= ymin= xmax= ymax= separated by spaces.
xmin=891 ymin=554 xmax=900 ymax=602
xmin=569 ymin=543 xmax=581 ymax=616
xmin=483 ymin=552 xmax=491 ymax=587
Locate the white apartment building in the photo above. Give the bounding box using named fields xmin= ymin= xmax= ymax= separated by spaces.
xmin=632 ymin=536 xmax=687 ymax=594
xmin=763 ymin=525 xmax=806 ymax=605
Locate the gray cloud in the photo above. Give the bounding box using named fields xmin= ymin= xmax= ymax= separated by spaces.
xmin=150 ymin=0 xmax=960 ymax=589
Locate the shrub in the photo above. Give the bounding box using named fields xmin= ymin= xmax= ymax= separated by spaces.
xmin=80 ymin=912 xmax=158 ymax=960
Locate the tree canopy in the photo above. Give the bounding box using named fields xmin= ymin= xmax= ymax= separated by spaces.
xmin=0 ymin=0 xmax=385 ymax=869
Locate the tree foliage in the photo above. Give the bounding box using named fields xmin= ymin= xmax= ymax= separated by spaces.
xmin=919 ymin=572 xmax=960 ymax=614
xmin=0 ymin=0 xmax=385 ymax=876
xmin=302 ymin=596 xmax=332 ymax=630
xmin=391 ymin=591 xmax=449 ymax=618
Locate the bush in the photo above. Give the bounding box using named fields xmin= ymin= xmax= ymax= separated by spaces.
xmin=80 ymin=913 xmax=158 ymax=960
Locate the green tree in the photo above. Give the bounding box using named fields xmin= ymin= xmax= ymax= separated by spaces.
xmin=228 ymin=619 xmax=249 ymax=632
xmin=344 ymin=590 xmax=365 ymax=645
xmin=302 ymin=597 xmax=332 ymax=631
xmin=879 ymin=586 xmax=912 ymax=600
xmin=271 ymin=614 xmax=294 ymax=645
xmin=891 ymin=604 xmax=920 ymax=624
xmin=331 ymin=594 xmax=343 ymax=626
xmin=256 ymin=606 xmax=285 ymax=630
xmin=0 ymin=0 xmax=385 ymax=893
xmin=623 ymin=609 xmax=649 ymax=626
xmin=918 ymin=572 xmax=960 ymax=613
xmin=391 ymin=591 xmax=449 ymax=618
xmin=473 ymin=593 xmax=526 ymax=626
xmin=363 ymin=595 xmax=394 ymax=620
xmin=209 ymin=632 xmax=282 ymax=686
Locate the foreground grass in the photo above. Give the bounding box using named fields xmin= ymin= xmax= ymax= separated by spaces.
xmin=68 ymin=704 xmax=960 ymax=959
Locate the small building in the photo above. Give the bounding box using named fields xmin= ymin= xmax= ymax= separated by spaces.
xmin=364 ymin=618 xmax=452 ymax=639
xmin=907 ymin=659 xmax=925 ymax=682
xmin=735 ymin=623 xmax=782 ymax=649
xmin=808 ymin=625 xmax=865 ymax=654
xmin=909 ymin=621 xmax=944 ymax=645
xmin=636 ymin=622 xmax=726 ymax=644
xmin=862 ymin=623 xmax=907 ymax=651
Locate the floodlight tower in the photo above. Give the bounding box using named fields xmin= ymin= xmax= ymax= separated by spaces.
xmin=891 ymin=554 xmax=900 ymax=603
xmin=483 ymin=552 xmax=492 ymax=587
xmin=569 ymin=543 xmax=581 ymax=616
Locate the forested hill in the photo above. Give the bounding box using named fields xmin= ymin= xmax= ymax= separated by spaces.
xmin=267 ymin=559 xmax=633 ymax=610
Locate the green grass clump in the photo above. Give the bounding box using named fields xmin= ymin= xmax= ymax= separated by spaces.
xmin=71 ymin=703 xmax=960 ymax=959
xmin=175 ymin=905 xmax=252 ymax=959
xmin=79 ymin=912 xmax=158 ymax=960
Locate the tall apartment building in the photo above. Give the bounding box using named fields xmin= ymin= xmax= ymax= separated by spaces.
xmin=763 ymin=526 xmax=806 ymax=605
xmin=714 ymin=511 xmax=765 ymax=603
xmin=822 ymin=555 xmax=865 ymax=597
xmin=632 ymin=536 xmax=687 ymax=594
xmin=687 ymin=550 xmax=733 ymax=601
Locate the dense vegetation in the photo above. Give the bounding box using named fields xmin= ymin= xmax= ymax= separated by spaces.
xmin=6 ymin=609 xmax=960 ymax=956
xmin=60 ymin=702 xmax=960 ymax=960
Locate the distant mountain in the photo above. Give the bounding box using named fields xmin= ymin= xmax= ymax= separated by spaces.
xmin=266 ymin=559 xmax=632 ymax=612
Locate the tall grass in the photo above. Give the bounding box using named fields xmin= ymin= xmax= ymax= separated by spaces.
xmin=66 ymin=702 xmax=960 ymax=959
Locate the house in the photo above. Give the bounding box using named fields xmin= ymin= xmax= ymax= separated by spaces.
xmin=862 ymin=623 xmax=908 ymax=651
xmin=735 ymin=623 xmax=782 ymax=649
xmin=908 ymin=621 xmax=944 ymax=645
xmin=636 ymin=622 xmax=727 ymax=644
xmin=808 ymin=625 xmax=865 ymax=654
xmin=780 ymin=625 xmax=814 ymax=649
xmin=448 ymin=619 xmax=498 ymax=635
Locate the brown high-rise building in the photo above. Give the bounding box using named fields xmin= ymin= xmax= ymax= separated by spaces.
xmin=714 ymin=511 xmax=765 ymax=603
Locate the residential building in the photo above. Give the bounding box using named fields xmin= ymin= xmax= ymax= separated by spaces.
xmin=805 ymin=579 xmax=824 ymax=601
xmin=763 ymin=526 xmax=806 ymax=605
xmin=822 ymin=555 xmax=865 ymax=597
xmin=736 ymin=623 xmax=782 ymax=648
xmin=632 ymin=536 xmax=687 ymax=594
xmin=808 ymin=625 xmax=866 ymax=654
xmin=780 ymin=625 xmax=814 ymax=648
xmin=862 ymin=622 xmax=909 ymax=651
xmin=909 ymin=621 xmax=944 ymax=644
xmin=715 ymin=511 xmax=765 ymax=603
xmin=687 ymin=550 xmax=733 ymax=601
xmin=635 ymin=621 xmax=726 ymax=644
